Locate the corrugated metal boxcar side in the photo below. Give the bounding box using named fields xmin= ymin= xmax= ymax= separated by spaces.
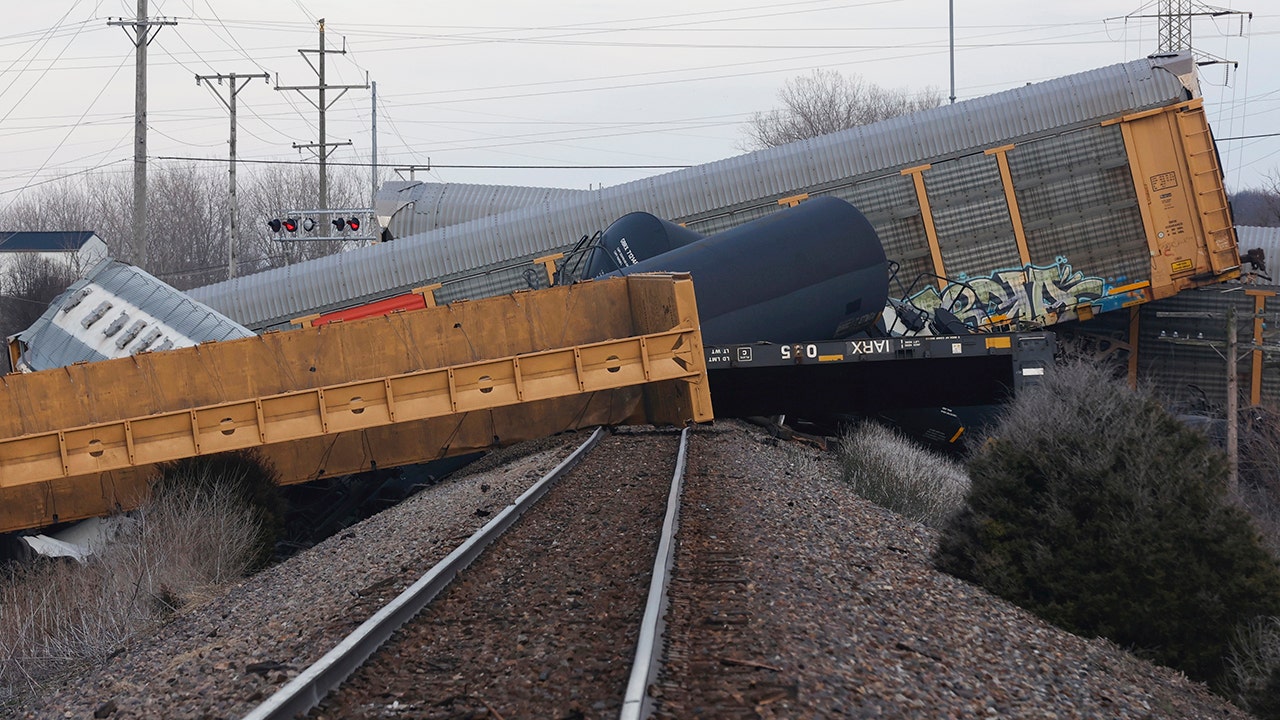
xmin=189 ymin=52 xmax=1238 ymax=334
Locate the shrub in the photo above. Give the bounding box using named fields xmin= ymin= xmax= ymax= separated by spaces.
xmin=933 ymin=356 xmax=1280 ymax=687
xmin=1239 ymin=408 xmax=1280 ymax=557
xmin=1228 ymin=615 xmax=1280 ymax=718
xmin=153 ymin=451 xmax=285 ymax=570
xmin=838 ymin=421 xmax=969 ymax=528
xmin=0 ymin=452 xmax=275 ymax=707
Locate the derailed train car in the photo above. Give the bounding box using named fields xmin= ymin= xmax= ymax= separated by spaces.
xmin=187 ymin=51 xmax=1238 ymax=336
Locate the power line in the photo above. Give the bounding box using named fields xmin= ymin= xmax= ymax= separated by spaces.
xmin=1219 ymin=132 xmax=1280 ymax=141
xmin=152 ymin=155 xmax=690 ymax=169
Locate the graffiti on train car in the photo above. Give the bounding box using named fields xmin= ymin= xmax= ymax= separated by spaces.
xmin=907 ymin=258 xmax=1110 ymax=326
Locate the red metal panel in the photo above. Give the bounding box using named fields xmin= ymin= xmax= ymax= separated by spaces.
xmin=312 ymin=293 xmax=427 ymax=326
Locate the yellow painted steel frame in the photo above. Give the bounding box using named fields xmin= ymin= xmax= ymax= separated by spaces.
xmin=0 ymin=273 xmax=713 ymax=533
xmin=901 ymin=164 xmax=945 ymax=290
xmin=1110 ymin=99 xmax=1240 ymax=300
xmin=984 ymin=145 xmax=1031 ymax=268
xmin=1247 ymin=288 xmax=1275 ymax=406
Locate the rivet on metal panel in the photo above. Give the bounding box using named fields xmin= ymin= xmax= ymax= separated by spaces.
xmin=255 ymin=400 xmax=267 ymax=443
xmin=384 ymin=379 xmax=397 ymax=421
xmin=640 ymin=337 xmax=652 ymax=381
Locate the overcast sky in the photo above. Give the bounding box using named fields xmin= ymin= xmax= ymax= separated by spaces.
xmin=1 ymin=0 xmax=1275 ymax=215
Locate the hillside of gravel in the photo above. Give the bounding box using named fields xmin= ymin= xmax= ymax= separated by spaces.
xmin=12 ymin=421 xmax=1250 ymax=719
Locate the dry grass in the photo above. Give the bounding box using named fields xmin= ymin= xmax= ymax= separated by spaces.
xmin=837 ymin=421 xmax=969 ymax=528
xmin=1228 ymin=615 xmax=1280 ymax=718
xmin=0 ymin=462 xmax=264 ymax=707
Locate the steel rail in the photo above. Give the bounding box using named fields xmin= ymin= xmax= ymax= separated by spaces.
xmin=239 ymin=426 xmax=607 ymax=720
xmin=620 ymin=425 xmax=690 ymax=720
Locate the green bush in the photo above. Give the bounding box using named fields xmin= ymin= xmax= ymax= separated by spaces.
xmin=838 ymin=421 xmax=969 ymax=528
xmin=933 ymin=357 xmax=1280 ymax=687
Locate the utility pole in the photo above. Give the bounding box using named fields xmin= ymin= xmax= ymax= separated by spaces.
xmin=371 ymin=80 xmax=378 ymax=212
xmin=948 ymin=0 xmax=955 ymax=104
xmin=1227 ymin=303 xmax=1239 ymax=491
xmin=108 ymin=1 xmax=175 ymax=268
xmin=1156 ymin=306 xmax=1249 ymax=494
xmin=196 ymin=72 xmax=270 ymax=279
xmin=275 ymin=18 xmax=368 ymax=232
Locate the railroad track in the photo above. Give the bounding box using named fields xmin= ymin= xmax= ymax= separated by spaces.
xmin=241 ymin=425 xmax=690 ymax=720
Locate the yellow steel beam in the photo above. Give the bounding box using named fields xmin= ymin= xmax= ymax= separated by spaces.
xmin=0 ymin=329 xmax=702 ymax=486
xmin=901 ymin=164 xmax=945 ymax=290
xmin=533 ymin=254 xmax=564 ymax=285
xmin=984 ymin=144 xmax=1031 ymax=268
xmin=0 ymin=273 xmax=713 ymax=533
xmin=1247 ymin=288 xmax=1275 ymax=406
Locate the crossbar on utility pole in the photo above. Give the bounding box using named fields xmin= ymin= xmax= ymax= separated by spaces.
xmin=196 ymin=72 xmax=270 ymax=280
xmin=108 ymin=1 xmax=176 ymax=269
xmin=275 ymin=18 xmax=368 ymax=236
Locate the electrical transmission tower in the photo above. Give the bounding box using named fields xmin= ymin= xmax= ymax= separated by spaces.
xmin=1127 ymin=0 xmax=1251 ymax=66
xmin=196 ymin=72 xmax=270 ymax=279
xmin=275 ymin=18 xmax=368 ymax=234
xmin=1158 ymin=0 xmax=1194 ymax=52
xmin=108 ymin=0 xmax=176 ymax=268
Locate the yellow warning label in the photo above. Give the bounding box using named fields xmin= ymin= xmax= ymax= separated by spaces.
xmin=1171 ymin=258 xmax=1194 ymax=274
xmin=985 ymin=336 xmax=1012 ymax=349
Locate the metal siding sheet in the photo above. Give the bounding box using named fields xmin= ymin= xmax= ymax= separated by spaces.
xmin=1138 ymin=228 xmax=1280 ymax=408
xmin=925 ymin=153 xmax=1020 ymax=281
xmin=191 ymin=54 xmax=1197 ymax=329
xmin=1009 ymin=124 xmax=1149 ymax=284
xmin=1236 ymin=226 xmax=1280 ymax=261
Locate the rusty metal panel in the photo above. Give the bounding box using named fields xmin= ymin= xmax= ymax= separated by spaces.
xmin=0 ymin=274 xmax=712 ymax=533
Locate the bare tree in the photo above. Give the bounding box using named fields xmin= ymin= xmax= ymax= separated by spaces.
xmin=238 ymin=164 xmax=363 ymax=274
xmin=0 ymin=255 xmax=78 ymax=341
xmin=742 ymin=68 xmax=943 ymax=150
xmin=0 ymin=162 xmax=367 ymax=289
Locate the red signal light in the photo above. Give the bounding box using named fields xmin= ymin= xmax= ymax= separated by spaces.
xmin=348 ymin=217 xmax=361 ymax=232
xmin=283 ymin=218 xmax=298 ymax=233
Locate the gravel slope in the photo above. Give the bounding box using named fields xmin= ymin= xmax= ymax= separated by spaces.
xmin=12 ymin=421 xmax=1250 ymax=719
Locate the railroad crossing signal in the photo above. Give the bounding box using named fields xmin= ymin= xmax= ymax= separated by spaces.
xmin=269 ymin=209 xmax=376 ymax=241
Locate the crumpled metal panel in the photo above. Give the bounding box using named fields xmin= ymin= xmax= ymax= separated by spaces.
xmin=11 ymin=259 xmax=254 ymax=372
xmin=190 ymin=53 xmax=1198 ymax=331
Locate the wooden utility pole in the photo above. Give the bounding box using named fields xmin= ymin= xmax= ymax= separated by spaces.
xmin=1227 ymin=303 xmax=1239 ymax=491
xmin=109 ymin=1 xmax=175 ymax=268
xmin=1156 ymin=307 xmax=1246 ymax=494
xmin=276 ymin=18 xmax=368 ymax=233
xmin=196 ymin=72 xmax=270 ymax=279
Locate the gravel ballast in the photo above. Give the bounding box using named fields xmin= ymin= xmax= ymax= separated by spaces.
xmin=11 ymin=420 xmax=1250 ymax=719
